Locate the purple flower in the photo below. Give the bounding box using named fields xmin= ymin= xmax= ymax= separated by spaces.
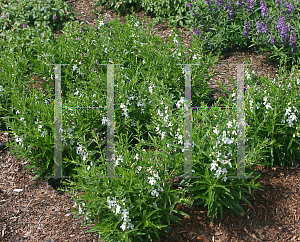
xmin=262 ymin=21 xmax=268 ymax=35
xmin=23 ymin=23 xmax=27 ymax=28
xmin=216 ymin=0 xmax=225 ymax=9
xmin=270 ymin=33 xmax=276 ymax=44
xmin=259 ymin=0 xmax=269 ymax=18
xmin=60 ymin=18 xmax=63 ymax=21
xmin=243 ymin=20 xmax=251 ymax=38
xmin=256 ymin=20 xmax=263 ymax=34
xmin=187 ymin=3 xmax=192 ymax=8
xmin=289 ymin=34 xmax=297 ymax=53
xmin=277 ymin=16 xmax=289 ymax=45
xmin=193 ymin=28 xmax=201 ymax=38
xmin=2 ymin=13 xmax=6 ymax=18
xmin=256 ymin=20 xmax=269 ymax=39
xmin=286 ymin=2 xmax=294 ymax=15
xmin=205 ymin=0 xmax=212 ymax=6
xmin=249 ymin=0 xmax=255 ymax=12
xmin=53 ymin=14 xmax=57 ymax=20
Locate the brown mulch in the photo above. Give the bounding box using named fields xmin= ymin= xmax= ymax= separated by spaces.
xmin=1 ymin=1 xmax=300 ymax=241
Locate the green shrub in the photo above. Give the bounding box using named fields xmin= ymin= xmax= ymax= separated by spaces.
xmin=140 ymin=0 xmax=192 ymax=28
xmin=0 ymin=0 xmax=76 ymax=34
xmin=96 ymin=0 xmax=142 ymax=14
xmin=96 ymin=0 xmax=194 ymax=28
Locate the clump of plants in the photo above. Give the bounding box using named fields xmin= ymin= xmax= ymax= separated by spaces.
xmin=0 ymin=1 xmax=299 ymax=241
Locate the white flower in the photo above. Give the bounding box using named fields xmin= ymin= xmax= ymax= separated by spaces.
xmin=210 ymin=160 xmax=218 ymax=171
xmin=163 ymin=114 xmax=169 ymax=123
xmin=157 ymin=108 xmax=162 ymax=117
xmin=97 ymin=20 xmax=105 ymax=29
xmin=102 ymin=117 xmax=107 ymax=125
xmin=176 ymin=97 xmax=185 ymax=108
xmin=226 ymin=121 xmax=233 ymax=128
xmin=127 ymin=222 xmax=134 ymax=230
xmin=284 ymin=107 xmax=292 ymax=116
xmin=153 ymin=172 xmax=161 ymax=181
xmin=150 ymin=188 xmax=159 ymax=197
xmin=148 ymin=177 xmax=156 ymax=186
xmin=115 ymin=204 xmax=121 ymax=215
xmin=213 ymin=127 xmax=219 ymax=135
xmin=134 ymin=153 xmax=139 ymax=160
xmin=0 ymin=86 xmax=6 ymax=97
xmin=222 ymin=176 xmax=228 ymax=182
xmin=214 ymin=167 xmax=223 ymax=178
xmin=74 ymin=88 xmax=79 ymax=96
xmin=265 ymin=103 xmax=273 ymax=111
xmin=160 ymin=131 xmax=166 ymax=140
xmin=116 ymin=155 xmax=124 ymax=164
xmin=137 ymin=100 xmax=145 ymax=107
xmin=72 ymin=64 xmax=78 ymax=72
xmin=263 ymin=96 xmax=268 ymax=103
xmin=136 ymin=166 xmax=142 ymax=173
xmin=244 ymin=69 xmax=251 ymax=80
xmin=148 ymin=84 xmax=153 ymax=94
xmin=16 ymin=137 xmax=22 ymax=145
xmin=178 ymin=135 xmax=183 ymax=145
xmin=120 ymin=223 xmax=126 ymax=231
xmin=121 ymin=209 xmax=129 ymax=217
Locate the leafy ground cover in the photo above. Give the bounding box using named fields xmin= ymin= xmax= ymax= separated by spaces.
xmin=0 ymin=0 xmax=300 ymax=241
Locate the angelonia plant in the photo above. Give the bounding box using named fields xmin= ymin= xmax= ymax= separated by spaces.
xmin=0 ymin=3 xmax=299 ymax=242
xmin=186 ymin=0 xmax=300 ymax=69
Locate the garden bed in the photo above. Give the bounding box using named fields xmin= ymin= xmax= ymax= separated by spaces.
xmin=1 ymin=0 xmax=300 ymax=241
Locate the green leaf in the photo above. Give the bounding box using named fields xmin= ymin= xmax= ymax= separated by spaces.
xmin=287 ymin=137 xmax=294 ymax=150
xmin=171 ymin=209 xmax=190 ymax=217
